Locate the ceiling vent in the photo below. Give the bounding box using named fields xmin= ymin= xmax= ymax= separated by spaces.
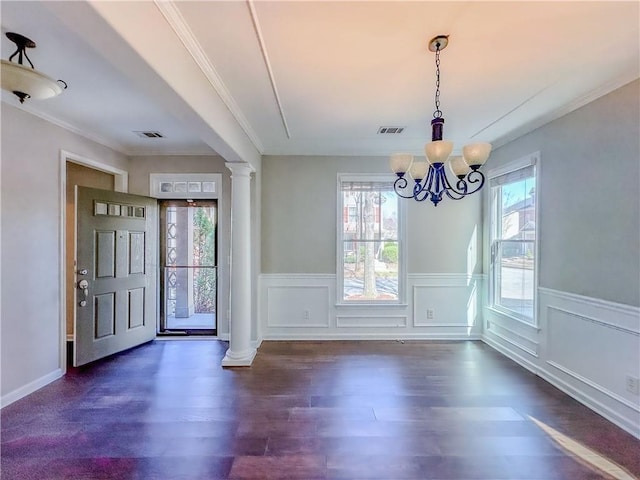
xmin=134 ymin=131 xmax=165 ymax=139
xmin=377 ymin=126 xmax=405 ymax=134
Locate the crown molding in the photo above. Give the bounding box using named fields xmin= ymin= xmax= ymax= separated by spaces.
xmin=3 ymin=98 xmax=219 ymax=157
xmin=491 ymin=71 xmax=639 ymax=150
xmin=154 ymin=0 xmax=265 ymax=154
xmin=125 ymin=145 xmax=218 ymax=157
xmin=2 ymin=97 xmax=127 ymax=154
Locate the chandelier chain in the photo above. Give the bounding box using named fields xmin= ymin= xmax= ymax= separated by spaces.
xmin=433 ymin=44 xmax=442 ymax=118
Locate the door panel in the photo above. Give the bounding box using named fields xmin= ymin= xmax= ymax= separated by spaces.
xmin=74 ymin=186 xmax=157 ymax=366
xmin=66 ymin=163 xmax=115 ymax=339
xmin=97 ymin=231 xmax=117 ymax=278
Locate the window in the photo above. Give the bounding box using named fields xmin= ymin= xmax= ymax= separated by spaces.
xmin=489 ymin=155 xmax=538 ymax=323
xmin=338 ymin=175 xmax=403 ymax=303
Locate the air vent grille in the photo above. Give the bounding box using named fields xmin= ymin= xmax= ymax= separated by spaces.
xmin=377 ymin=126 xmax=405 ymax=134
xmin=134 ymin=131 xmax=165 ymax=138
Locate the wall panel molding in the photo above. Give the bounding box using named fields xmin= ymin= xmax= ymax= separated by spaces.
xmin=487 ymin=321 xmax=539 ymax=357
xmin=482 ymin=334 xmax=539 ymax=375
xmin=260 ymin=273 xmax=483 ymax=340
xmin=537 ymin=367 xmax=640 ymax=439
xmin=266 ymin=285 xmax=331 ymax=328
xmin=336 ymin=315 xmax=407 ymax=328
xmin=539 ymin=286 xmax=640 ymax=315
xmin=484 ymin=287 xmax=640 ymax=439
xmin=546 ymin=360 xmax=640 ymax=413
xmin=547 ymin=305 xmax=639 ymax=336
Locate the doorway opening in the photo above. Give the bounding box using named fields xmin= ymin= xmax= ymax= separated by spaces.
xmin=59 ymin=150 xmax=129 ymax=373
xmin=65 ymin=163 xmax=115 ymax=366
xmin=159 ymin=200 xmax=218 ymax=335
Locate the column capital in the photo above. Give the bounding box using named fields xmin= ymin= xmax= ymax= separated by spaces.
xmin=225 ymin=162 xmax=255 ymax=177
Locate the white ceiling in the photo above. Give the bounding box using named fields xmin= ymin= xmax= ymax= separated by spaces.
xmin=1 ymin=1 xmax=638 ymax=159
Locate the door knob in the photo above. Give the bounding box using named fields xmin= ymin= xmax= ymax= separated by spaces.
xmin=78 ymin=279 xmax=89 ymax=302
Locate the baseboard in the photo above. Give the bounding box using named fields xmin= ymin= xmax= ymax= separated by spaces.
xmin=482 ymin=334 xmax=640 ymax=439
xmin=482 ymin=334 xmax=539 ymax=375
xmin=263 ymin=333 xmax=482 ymax=341
xmin=537 ymin=367 xmax=640 ymax=439
xmin=208 ymin=333 xmax=261 ymax=350
xmin=1 ymin=369 xmax=63 ymax=408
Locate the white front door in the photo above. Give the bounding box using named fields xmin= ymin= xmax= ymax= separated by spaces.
xmin=74 ymin=186 xmax=157 ymax=366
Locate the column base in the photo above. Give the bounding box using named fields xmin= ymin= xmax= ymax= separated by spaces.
xmin=221 ymin=348 xmax=257 ymax=367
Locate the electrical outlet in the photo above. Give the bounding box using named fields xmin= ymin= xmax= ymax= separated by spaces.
xmin=426 ymin=309 xmax=434 ymax=320
xmin=303 ymin=309 xmax=311 ymax=320
xmin=626 ymin=375 xmax=640 ymax=395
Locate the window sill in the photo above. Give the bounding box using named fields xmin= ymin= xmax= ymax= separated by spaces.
xmin=336 ymin=302 xmax=409 ymax=308
xmin=484 ymin=306 xmax=541 ymax=331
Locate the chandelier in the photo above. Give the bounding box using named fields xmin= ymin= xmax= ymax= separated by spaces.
xmin=1 ymin=32 xmax=67 ymax=104
xmin=390 ymin=35 xmax=491 ymax=206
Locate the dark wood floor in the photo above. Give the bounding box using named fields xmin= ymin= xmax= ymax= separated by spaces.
xmin=1 ymin=340 xmax=639 ymax=479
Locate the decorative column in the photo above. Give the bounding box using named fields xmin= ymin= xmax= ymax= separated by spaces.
xmin=222 ymin=162 xmax=256 ymax=367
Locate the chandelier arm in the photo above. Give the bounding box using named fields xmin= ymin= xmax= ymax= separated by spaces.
xmin=444 ymin=169 xmax=486 ymax=200
xmin=445 ymin=182 xmax=468 ymax=200
xmin=441 ymin=168 xmax=469 ymax=200
xmin=424 ymin=164 xmax=447 ymax=206
xmin=413 ymin=167 xmax=434 ymax=202
xmin=393 ymin=176 xmax=419 ymax=199
xmin=466 ymin=169 xmax=486 ymax=191
xmin=443 ymin=167 xmax=470 ymax=200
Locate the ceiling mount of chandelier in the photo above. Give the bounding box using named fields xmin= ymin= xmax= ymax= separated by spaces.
xmin=390 ymin=35 xmax=491 ymax=207
xmin=1 ymin=32 xmax=68 ymax=104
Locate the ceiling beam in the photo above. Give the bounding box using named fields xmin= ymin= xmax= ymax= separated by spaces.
xmin=45 ymin=0 xmax=261 ymax=166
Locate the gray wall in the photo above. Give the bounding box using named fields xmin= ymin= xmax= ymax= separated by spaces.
xmin=1 ymin=103 xmax=129 ymax=400
xmin=485 ymin=79 xmax=640 ymax=307
xmin=261 ymin=155 xmax=482 ymax=275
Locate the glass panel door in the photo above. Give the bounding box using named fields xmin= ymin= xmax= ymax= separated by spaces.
xmin=159 ymin=200 xmax=217 ymax=334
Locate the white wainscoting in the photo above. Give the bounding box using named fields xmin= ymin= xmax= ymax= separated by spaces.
xmin=483 ymin=287 xmax=640 ymax=438
xmin=260 ymin=273 xmax=483 ymax=340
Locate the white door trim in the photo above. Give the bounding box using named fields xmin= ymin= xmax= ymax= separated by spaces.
xmin=58 ymin=150 xmax=128 ymax=374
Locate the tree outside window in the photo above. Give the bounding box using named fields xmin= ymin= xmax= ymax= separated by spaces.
xmin=340 ymin=178 xmax=400 ymax=302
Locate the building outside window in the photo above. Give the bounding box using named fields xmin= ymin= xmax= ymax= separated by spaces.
xmin=338 ymin=175 xmax=404 ymax=303
xmin=489 ymin=155 xmax=538 ymax=323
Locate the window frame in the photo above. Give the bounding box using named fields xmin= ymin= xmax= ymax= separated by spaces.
xmin=487 ymin=153 xmax=540 ymax=326
xmin=336 ymin=173 xmax=407 ymax=306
